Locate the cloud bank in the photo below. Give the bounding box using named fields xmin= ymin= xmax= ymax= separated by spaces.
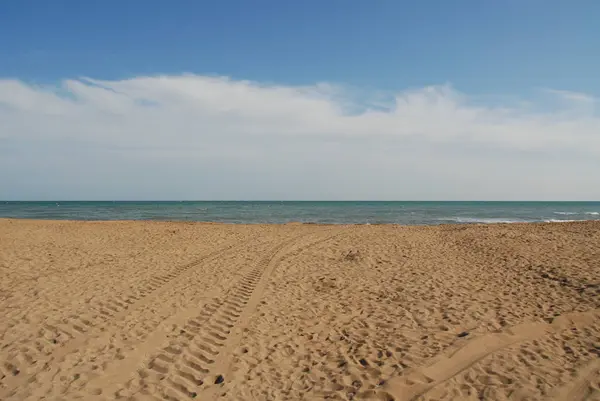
xmin=0 ymin=75 xmax=598 ymax=200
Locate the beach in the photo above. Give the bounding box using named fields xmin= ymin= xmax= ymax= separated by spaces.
xmin=0 ymin=219 xmax=599 ymax=400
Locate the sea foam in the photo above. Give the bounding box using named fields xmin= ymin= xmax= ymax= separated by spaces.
xmin=451 ymin=217 xmax=526 ymax=224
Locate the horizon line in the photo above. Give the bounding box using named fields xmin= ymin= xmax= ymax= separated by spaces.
xmin=3 ymin=200 xmax=600 ymax=203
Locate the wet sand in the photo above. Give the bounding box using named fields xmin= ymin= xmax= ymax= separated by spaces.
xmin=0 ymin=219 xmax=599 ymax=400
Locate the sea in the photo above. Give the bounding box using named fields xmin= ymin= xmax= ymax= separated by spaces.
xmin=1 ymin=201 xmax=599 ymax=225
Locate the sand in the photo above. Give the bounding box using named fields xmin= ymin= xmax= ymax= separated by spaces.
xmin=0 ymin=219 xmax=599 ymax=401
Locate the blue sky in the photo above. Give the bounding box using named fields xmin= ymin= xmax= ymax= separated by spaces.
xmin=2 ymin=0 xmax=599 ymax=94
xmin=1 ymin=1 xmax=599 ymax=200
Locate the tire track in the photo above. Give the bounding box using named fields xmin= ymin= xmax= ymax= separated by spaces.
xmin=201 ymin=227 xmax=350 ymax=400
xmin=117 ymin=228 xmax=344 ymax=401
xmin=77 ymin=244 xmax=275 ymax=399
xmin=0 ymin=236 xmax=258 ymax=400
xmin=379 ymin=309 xmax=600 ymax=401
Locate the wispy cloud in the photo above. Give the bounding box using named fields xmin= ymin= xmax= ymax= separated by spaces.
xmin=0 ymin=75 xmax=599 ymax=200
xmin=543 ymin=88 xmax=597 ymax=104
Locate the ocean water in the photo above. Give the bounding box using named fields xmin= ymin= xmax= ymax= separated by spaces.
xmin=1 ymin=201 xmax=599 ymax=225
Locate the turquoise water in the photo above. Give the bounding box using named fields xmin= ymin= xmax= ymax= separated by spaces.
xmin=1 ymin=201 xmax=599 ymax=225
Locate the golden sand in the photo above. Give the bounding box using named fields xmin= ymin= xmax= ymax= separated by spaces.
xmin=0 ymin=219 xmax=599 ymax=400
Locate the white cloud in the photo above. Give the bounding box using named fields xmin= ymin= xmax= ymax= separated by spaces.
xmin=543 ymin=88 xmax=597 ymax=104
xmin=0 ymin=75 xmax=599 ymax=200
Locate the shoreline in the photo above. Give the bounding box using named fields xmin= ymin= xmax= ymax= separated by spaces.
xmin=1 ymin=216 xmax=600 ymax=226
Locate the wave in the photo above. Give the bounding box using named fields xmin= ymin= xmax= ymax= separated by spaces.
xmin=554 ymin=211 xmax=599 ymax=216
xmin=449 ymin=217 xmax=528 ymax=224
xmin=447 ymin=215 xmax=597 ymax=225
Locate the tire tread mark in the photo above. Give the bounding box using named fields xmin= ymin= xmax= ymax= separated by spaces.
xmin=123 ymin=229 xmax=340 ymax=400
xmin=0 ymin=238 xmax=255 ymax=400
xmin=198 ymin=227 xmax=347 ymax=398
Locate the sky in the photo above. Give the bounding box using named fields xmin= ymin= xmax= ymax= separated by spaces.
xmin=1 ymin=0 xmax=599 ymax=200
